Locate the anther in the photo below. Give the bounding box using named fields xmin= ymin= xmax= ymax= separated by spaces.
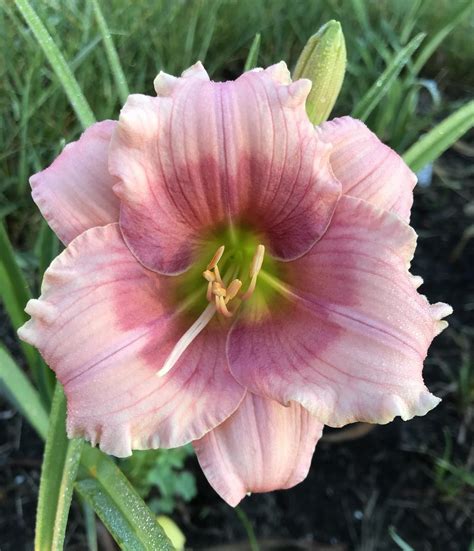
xmin=225 ymin=279 xmax=242 ymax=303
xmin=213 ymin=264 xmax=223 ymax=284
xmin=212 ymin=281 xmax=226 ymax=297
xmin=241 ymin=244 xmax=265 ymax=301
xmin=203 ymin=269 xmax=215 ymax=282
xmin=250 ymin=244 xmax=265 ymax=277
xmin=207 ymin=245 xmax=225 ymax=270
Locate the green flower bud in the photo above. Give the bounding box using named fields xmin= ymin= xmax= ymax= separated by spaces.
xmin=293 ymin=20 xmax=346 ymax=125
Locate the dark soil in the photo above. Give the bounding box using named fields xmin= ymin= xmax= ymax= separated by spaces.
xmin=1 ymin=148 xmax=473 ymax=550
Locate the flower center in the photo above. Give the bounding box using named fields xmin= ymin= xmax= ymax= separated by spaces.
xmin=157 ymin=225 xmax=287 ymax=378
xmin=202 ymin=243 xmax=265 ymax=318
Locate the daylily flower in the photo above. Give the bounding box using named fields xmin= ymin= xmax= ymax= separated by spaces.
xmin=19 ymin=62 xmax=452 ymax=506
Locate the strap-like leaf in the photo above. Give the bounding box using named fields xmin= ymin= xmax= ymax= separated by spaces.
xmin=14 ymin=0 xmax=96 ymax=128
xmin=403 ymin=100 xmax=474 ymax=172
xmin=412 ymin=0 xmax=473 ymax=75
xmin=0 ymin=221 xmax=53 ymax=402
xmin=0 ymin=345 xmax=48 ymax=439
xmin=351 ymin=33 xmax=425 ymax=121
xmin=78 ymin=447 xmax=174 ymax=551
xmin=244 ymin=33 xmax=261 ymax=71
xmin=35 ymin=384 xmax=84 ymax=551
xmin=89 ymin=0 xmax=129 ymax=104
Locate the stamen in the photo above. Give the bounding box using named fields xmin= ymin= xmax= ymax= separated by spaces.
xmin=212 ymin=281 xmax=226 ymax=297
xmin=206 ymin=281 xmax=213 ymax=302
xmin=157 ymin=303 xmax=216 ymax=377
xmin=240 ymin=274 xmax=257 ymax=301
xmin=225 ymin=279 xmax=242 ymax=303
xmin=213 ymin=264 xmax=223 ymax=284
xmin=218 ymin=296 xmax=233 ymax=318
xmin=241 ymin=244 xmax=265 ymax=301
xmin=250 ymin=244 xmax=265 ymax=277
xmin=201 ymin=243 xmax=265 ymax=317
xmin=207 ymin=245 xmax=225 ymax=270
xmin=202 ymin=269 xmax=215 ymax=282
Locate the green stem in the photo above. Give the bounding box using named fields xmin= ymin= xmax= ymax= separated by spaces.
xmin=235 ymin=506 xmax=260 ymax=551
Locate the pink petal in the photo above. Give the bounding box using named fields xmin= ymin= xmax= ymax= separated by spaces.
xmin=110 ymin=62 xmax=340 ymax=274
xmin=317 ymin=116 xmax=416 ymax=221
xmin=30 ymin=121 xmax=120 ymax=244
xmin=18 ymin=224 xmax=244 ymax=456
xmin=228 ymin=195 xmax=451 ymax=427
xmin=193 ymin=393 xmax=323 ymax=506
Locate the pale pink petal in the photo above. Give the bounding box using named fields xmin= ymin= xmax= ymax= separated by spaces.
xmin=228 ymin=195 xmax=451 ymax=427
xmin=110 ymin=62 xmax=340 ymax=274
xmin=317 ymin=116 xmax=416 ymax=221
xmin=18 ymin=224 xmax=244 ymax=456
xmin=30 ymin=121 xmax=120 ymax=244
xmin=193 ymin=393 xmax=323 ymax=506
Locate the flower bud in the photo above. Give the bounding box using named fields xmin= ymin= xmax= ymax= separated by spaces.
xmin=293 ymin=20 xmax=346 ymax=125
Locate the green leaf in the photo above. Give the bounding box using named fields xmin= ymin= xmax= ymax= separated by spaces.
xmin=351 ymin=33 xmax=425 ymax=121
xmin=389 ymin=526 xmax=415 ymax=551
xmin=0 ymin=344 xmax=48 ymax=439
xmin=78 ymin=447 xmax=174 ymax=551
xmin=0 ymin=221 xmax=54 ymax=402
xmin=403 ymin=100 xmax=474 ymax=172
xmin=14 ymin=0 xmax=95 ymax=128
xmin=348 ymin=0 xmax=371 ymax=33
xmin=0 ymin=221 xmax=32 ymax=328
xmin=244 ymin=33 xmax=261 ymax=71
xmin=35 ymin=384 xmax=84 ymax=551
xmin=89 ymin=0 xmax=129 ymax=104
xmin=34 ymin=220 xmax=61 ymax=278
xmin=82 ymin=501 xmax=98 ymax=551
xmin=412 ymin=0 xmax=473 ymax=75
xmin=157 ymin=516 xmax=186 ymax=551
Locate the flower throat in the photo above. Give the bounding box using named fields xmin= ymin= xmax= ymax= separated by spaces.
xmin=159 ymin=225 xmax=289 ymax=377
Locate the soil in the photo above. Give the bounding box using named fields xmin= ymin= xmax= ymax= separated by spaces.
xmin=1 ymin=148 xmax=473 ymax=550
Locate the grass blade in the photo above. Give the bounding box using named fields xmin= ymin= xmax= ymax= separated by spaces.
xmin=78 ymin=447 xmax=173 ymax=551
xmin=412 ymin=0 xmax=472 ymax=75
xmin=244 ymin=33 xmax=261 ymax=71
xmin=348 ymin=0 xmax=370 ymax=33
xmin=14 ymin=0 xmax=95 ymax=128
xmin=0 ymin=221 xmax=54 ymax=402
xmin=82 ymin=501 xmax=98 ymax=551
xmin=399 ymin=0 xmax=423 ymax=44
xmin=389 ymin=526 xmax=415 ymax=551
xmin=0 ymin=221 xmax=37 ymax=366
xmin=0 ymin=345 xmax=48 ymax=439
xmin=351 ymin=33 xmax=425 ymax=121
xmin=35 ymin=384 xmax=84 ymax=551
xmin=89 ymin=0 xmax=129 ymax=103
xmin=403 ymin=100 xmax=474 ymax=172
xmin=0 ymin=221 xmax=31 ymax=325
xmin=35 ymin=220 xmax=61 ymax=278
